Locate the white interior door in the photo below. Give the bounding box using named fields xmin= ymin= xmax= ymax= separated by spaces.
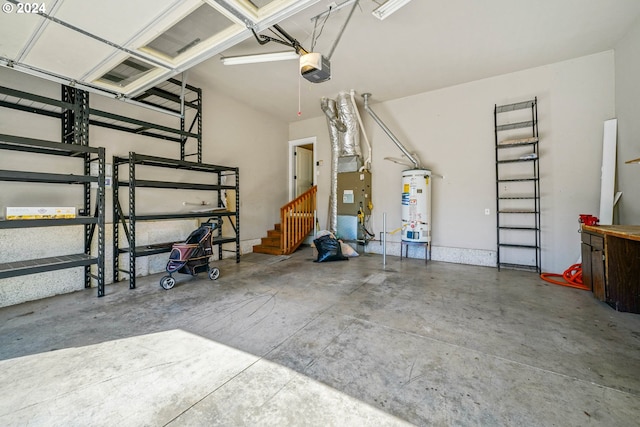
xmin=295 ymin=146 xmax=314 ymax=197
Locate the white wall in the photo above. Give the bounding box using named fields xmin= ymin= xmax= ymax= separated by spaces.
xmin=290 ymin=51 xmax=615 ymax=274
xmin=615 ymin=17 xmax=640 ymax=224
xmin=188 ymin=78 xmax=290 ymax=242
xmin=0 ymin=67 xmax=289 ymax=306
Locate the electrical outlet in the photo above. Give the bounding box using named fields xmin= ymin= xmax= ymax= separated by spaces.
xmin=485 ymin=208 xmax=490 ymax=215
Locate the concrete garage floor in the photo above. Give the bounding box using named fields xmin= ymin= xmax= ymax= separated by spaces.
xmin=1 ymin=247 xmax=639 ymax=426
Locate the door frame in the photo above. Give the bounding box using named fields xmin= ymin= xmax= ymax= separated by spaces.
xmin=288 ymin=136 xmax=317 ymax=201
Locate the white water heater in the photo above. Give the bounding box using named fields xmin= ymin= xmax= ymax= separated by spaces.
xmin=402 ymin=169 xmax=431 ymax=243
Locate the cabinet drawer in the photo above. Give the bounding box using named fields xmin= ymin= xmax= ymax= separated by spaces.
xmin=581 ymin=232 xmax=591 ymax=245
xmin=591 ymin=235 xmax=604 ymax=250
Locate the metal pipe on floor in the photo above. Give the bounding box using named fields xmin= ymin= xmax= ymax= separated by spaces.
xmin=314 ymin=209 xmax=318 ymax=238
xmin=383 ymin=212 xmax=387 ymax=267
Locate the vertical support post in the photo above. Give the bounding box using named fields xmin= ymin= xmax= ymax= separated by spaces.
xmin=180 ymin=72 xmax=187 ymax=161
xmin=78 ymin=89 xmax=90 ymax=147
xmin=83 ymin=150 xmax=92 ymax=289
xmin=63 ymin=86 xmax=93 ymax=288
xmin=128 ymin=152 xmax=137 ymax=289
xmin=180 ymin=112 xmax=186 ymax=161
xmin=383 ymin=212 xmax=387 ymax=267
xmin=80 ymin=90 xmax=91 ymax=289
xmin=494 ymin=103 xmax=500 ymax=271
xmin=97 ymin=147 xmax=105 ymax=296
xmin=61 ymin=86 xmax=74 ymax=144
xmin=197 ymin=87 xmax=203 ymax=163
xmin=235 ymin=168 xmax=240 ymax=263
xmin=113 ymin=157 xmax=120 ymax=283
xmin=533 ymin=97 xmax=541 ymax=273
xmin=215 ymin=171 xmax=223 ymax=261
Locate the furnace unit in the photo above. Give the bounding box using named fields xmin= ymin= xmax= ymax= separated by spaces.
xmin=337 ymin=170 xmax=372 ymax=243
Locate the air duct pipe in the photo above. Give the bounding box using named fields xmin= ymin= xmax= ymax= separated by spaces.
xmin=321 ymin=98 xmax=346 ymax=132
xmin=336 ymin=91 xmax=361 ymax=157
xmin=322 ymin=92 xmax=365 ymax=236
xmin=321 ymin=97 xmax=341 ymax=235
xmin=350 ymin=90 xmax=371 ymax=171
xmin=362 ymin=93 xmax=421 ymax=169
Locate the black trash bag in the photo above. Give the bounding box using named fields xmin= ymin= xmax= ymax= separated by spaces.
xmin=313 ymin=234 xmax=349 ymax=263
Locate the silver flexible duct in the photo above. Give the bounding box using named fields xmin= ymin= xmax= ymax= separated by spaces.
xmin=362 ymin=92 xmax=421 ymax=169
xmin=336 ymin=91 xmax=361 ymax=157
xmin=321 ymin=97 xmax=346 ymax=132
xmin=321 ymin=97 xmax=341 ymax=234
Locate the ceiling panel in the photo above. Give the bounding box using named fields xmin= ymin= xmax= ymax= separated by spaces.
xmin=248 ymin=0 xmax=273 ymax=7
xmin=230 ymin=0 xmax=314 ymax=21
xmin=96 ymin=57 xmax=160 ymax=88
xmin=22 ymin=23 xmax=118 ymax=80
xmin=86 ymin=51 xmax=170 ymax=94
xmin=144 ymin=4 xmax=237 ymax=59
xmin=138 ymin=2 xmax=246 ymax=66
xmin=0 ymin=13 xmax=46 ymax=60
xmin=52 ymin=0 xmax=181 ymax=46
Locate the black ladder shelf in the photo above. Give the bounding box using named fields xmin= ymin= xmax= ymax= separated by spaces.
xmin=494 ymin=97 xmax=541 ymax=272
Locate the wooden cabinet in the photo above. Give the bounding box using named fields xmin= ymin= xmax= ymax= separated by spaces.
xmin=581 ymin=225 xmax=640 ymax=313
xmin=581 ymin=231 xmax=605 ymax=300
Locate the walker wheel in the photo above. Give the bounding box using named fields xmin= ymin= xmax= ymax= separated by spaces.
xmin=208 ymin=267 xmax=220 ymax=281
xmin=160 ymin=275 xmax=176 ymax=290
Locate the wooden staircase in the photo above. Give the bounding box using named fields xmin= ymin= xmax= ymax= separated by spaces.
xmin=253 ymin=186 xmax=317 ymax=256
xmin=253 ymin=223 xmax=285 ymax=255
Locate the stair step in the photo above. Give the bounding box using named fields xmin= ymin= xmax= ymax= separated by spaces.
xmin=252 ymin=245 xmax=283 ymax=255
xmin=261 ymin=236 xmax=280 ymax=246
xmin=267 ymin=229 xmax=281 ymax=238
xmin=252 ymin=219 xmax=312 ymax=255
xmin=252 ymin=222 xmax=284 ymax=256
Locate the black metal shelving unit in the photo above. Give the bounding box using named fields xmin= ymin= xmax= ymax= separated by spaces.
xmin=494 ymin=97 xmax=541 ymax=272
xmin=0 ymin=134 xmax=106 ymax=296
xmin=113 ymin=153 xmax=239 ymax=289
xmin=1 ymin=78 xmax=203 ymax=162
xmin=0 ymin=78 xmax=206 ymax=297
xmin=130 ymin=78 xmax=203 ymax=162
xmin=91 ymin=79 xmax=202 ymax=162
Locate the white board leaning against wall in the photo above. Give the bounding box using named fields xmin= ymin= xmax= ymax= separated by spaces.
xmin=599 ymin=119 xmax=618 ymax=225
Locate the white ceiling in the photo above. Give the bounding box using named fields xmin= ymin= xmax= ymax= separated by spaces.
xmin=188 ymin=0 xmax=640 ymax=122
xmin=1 ymin=0 xmax=640 ymax=123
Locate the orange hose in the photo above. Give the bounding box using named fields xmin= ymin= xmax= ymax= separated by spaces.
xmin=540 ymin=263 xmax=590 ymax=291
